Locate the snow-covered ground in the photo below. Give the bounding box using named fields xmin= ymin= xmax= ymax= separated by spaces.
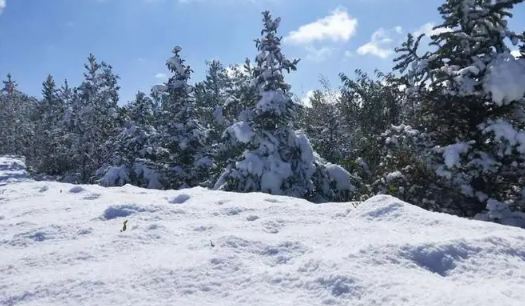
xmin=1 ymin=156 xmax=525 ymax=306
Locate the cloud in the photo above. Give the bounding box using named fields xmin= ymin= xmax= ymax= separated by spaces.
xmin=155 ymin=73 xmax=167 ymax=79
xmin=285 ymin=7 xmax=358 ymax=45
xmin=344 ymin=50 xmax=353 ymax=58
xmin=0 ymin=0 xmax=6 ymax=14
xmin=305 ymin=46 xmax=337 ymax=62
xmin=356 ymin=26 xmax=402 ymax=59
xmin=413 ymin=22 xmax=452 ymax=37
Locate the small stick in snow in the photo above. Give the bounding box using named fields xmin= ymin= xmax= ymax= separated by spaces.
xmin=210 ymin=240 xmax=215 ymax=248
xmin=120 ymin=220 xmax=128 ymax=232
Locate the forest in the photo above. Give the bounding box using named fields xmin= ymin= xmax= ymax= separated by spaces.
xmin=1 ymin=0 xmax=525 ymax=226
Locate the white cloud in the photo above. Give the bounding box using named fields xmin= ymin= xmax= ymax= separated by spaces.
xmin=285 ymin=7 xmax=358 ymax=45
xmin=305 ymin=46 xmax=337 ymax=62
xmin=413 ymin=22 xmax=451 ymax=37
xmin=357 ymin=26 xmax=402 ymax=59
xmin=155 ymin=73 xmax=167 ymax=79
xmin=344 ymin=50 xmax=353 ymax=58
xmin=0 ymin=0 xmax=6 ymax=14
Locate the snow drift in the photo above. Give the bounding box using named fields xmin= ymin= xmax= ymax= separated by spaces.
xmin=1 ymin=156 xmax=525 ymax=306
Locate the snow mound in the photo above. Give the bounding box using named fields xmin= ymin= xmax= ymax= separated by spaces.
xmin=0 ymin=155 xmax=30 ymax=185
xmin=0 ymin=157 xmax=524 ymax=306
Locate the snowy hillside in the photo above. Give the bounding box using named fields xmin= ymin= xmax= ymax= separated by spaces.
xmin=1 ymin=156 xmax=525 ymax=306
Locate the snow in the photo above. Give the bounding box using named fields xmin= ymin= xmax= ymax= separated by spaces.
xmin=98 ymin=165 xmax=130 ymax=187
xmin=325 ymin=163 xmax=354 ymax=191
xmin=483 ymin=52 xmax=525 ymax=106
xmin=133 ymin=161 xmax=163 ymax=189
xmin=2 ymin=156 xmax=525 ymax=306
xmin=442 ymin=142 xmax=470 ymax=168
xmin=481 ymin=120 xmax=525 ymax=154
xmin=227 ymin=121 xmax=254 ymax=144
xmin=256 ymin=90 xmax=289 ymax=114
xmin=474 ymin=199 xmax=525 ymax=228
xmin=0 ymin=155 xmax=30 ymax=185
xmin=386 ymin=171 xmax=404 ymax=182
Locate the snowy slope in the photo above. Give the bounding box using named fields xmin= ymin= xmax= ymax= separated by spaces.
xmin=0 ymin=155 xmax=30 ymax=186
xmin=1 ymin=157 xmax=525 ymax=306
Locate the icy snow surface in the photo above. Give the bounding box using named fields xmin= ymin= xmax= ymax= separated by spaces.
xmin=1 ymin=156 xmax=525 ymax=306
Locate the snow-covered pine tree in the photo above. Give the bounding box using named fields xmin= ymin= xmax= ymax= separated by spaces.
xmin=222 ymin=60 xmax=259 ymax=124
xmin=214 ymin=11 xmax=358 ymax=202
xmin=338 ymin=70 xmax=403 ymax=178
xmin=33 ymin=75 xmax=67 ymax=175
xmin=193 ymin=60 xmax=231 ymax=140
xmin=153 ymin=46 xmax=213 ymax=189
xmin=97 ymin=91 xmax=167 ymax=189
xmin=64 ymin=54 xmax=121 ymax=183
xmin=0 ymin=74 xmax=37 ymax=159
xmin=298 ymin=80 xmax=349 ymax=166
xmin=0 ymin=74 xmax=19 ymax=155
xmin=379 ymin=0 xmax=525 ymax=218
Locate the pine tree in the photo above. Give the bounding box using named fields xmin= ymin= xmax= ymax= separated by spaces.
xmin=222 ymin=60 xmax=259 ymax=124
xmin=154 ymin=46 xmax=213 ymax=189
xmin=298 ymin=79 xmax=350 ymax=166
xmin=379 ymin=0 xmax=525 ymax=217
xmin=97 ymin=91 xmax=167 ymax=188
xmin=194 ymin=60 xmax=231 ymax=138
xmin=33 ymin=75 xmax=67 ymax=175
xmin=0 ymin=74 xmax=37 ymax=159
xmin=65 ymin=54 xmax=121 ymax=183
xmin=338 ymin=70 xmax=403 ymax=177
xmin=215 ymin=11 xmax=358 ymax=202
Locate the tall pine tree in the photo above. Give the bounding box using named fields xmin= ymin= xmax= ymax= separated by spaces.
xmin=215 ymin=11 xmax=358 ymax=202
xmin=377 ymin=0 xmax=525 ymax=219
xmin=154 ymin=46 xmax=213 ymax=189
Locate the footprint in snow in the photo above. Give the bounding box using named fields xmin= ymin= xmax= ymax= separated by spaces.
xmin=170 ymin=193 xmax=191 ymax=204
xmin=101 ymin=203 xmax=158 ymax=220
xmin=83 ymin=193 xmax=101 ymax=200
xmin=246 ymin=215 xmax=259 ymax=221
xmin=69 ymin=186 xmax=85 ymax=194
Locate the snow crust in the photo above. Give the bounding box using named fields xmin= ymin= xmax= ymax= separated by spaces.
xmin=1 ymin=157 xmax=525 ymax=306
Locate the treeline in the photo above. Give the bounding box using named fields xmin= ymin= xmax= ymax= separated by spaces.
xmin=1 ymin=0 xmax=525 ymax=226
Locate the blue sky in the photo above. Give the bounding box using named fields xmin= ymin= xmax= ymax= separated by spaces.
xmin=0 ymin=0 xmax=524 ymax=104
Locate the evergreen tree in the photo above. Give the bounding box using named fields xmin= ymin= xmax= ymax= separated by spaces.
xmin=194 ymin=60 xmax=231 ymax=140
xmin=298 ymin=79 xmax=350 ymax=166
xmin=377 ymin=0 xmax=525 ymax=217
xmin=338 ymin=70 xmax=403 ymax=177
xmin=215 ymin=11 xmax=358 ymax=202
xmin=65 ymin=54 xmax=121 ymax=183
xmin=0 ymin=74 xmax=37 ymax=159
xmin=154 ymin=46 xmax=213 ymax=189
xmin=97 ymin=91 xmax=167 ymax=189
xmin=33 ymin=75 xmax=67 ymax=175
xmin=222 ymin=60 xmax=259 ymax=124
